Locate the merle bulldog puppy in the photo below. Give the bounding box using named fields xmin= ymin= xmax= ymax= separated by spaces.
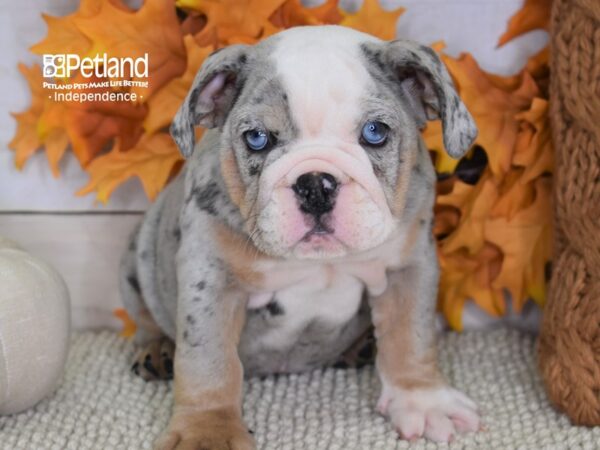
xmin=121 ymin=25 xmax=480 ymax=449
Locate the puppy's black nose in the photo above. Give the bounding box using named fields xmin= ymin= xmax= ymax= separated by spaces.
xmin=292 ymin=172 xmax=338 ymax=216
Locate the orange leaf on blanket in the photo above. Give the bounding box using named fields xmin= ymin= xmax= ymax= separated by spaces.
xmin=340 ymin=0 xmax=404 ymax=41
xmin=78 ymin=132 xmax=184 ymax=203
xmin=114 ymin=308 xmax=137 ymax=338
xmin=74 ymin=0 xmax=187 ymax=97
xmin=497 ymin=0 xmax=551 ymax=47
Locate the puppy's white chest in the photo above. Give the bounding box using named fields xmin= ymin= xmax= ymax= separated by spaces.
xmin=250 ymin=266 xmax=365 ymax=350
xmin=279 ymin=267 xmax=364 ymax=322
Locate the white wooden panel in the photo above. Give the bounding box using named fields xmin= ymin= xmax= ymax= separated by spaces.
xmin=0 ymin=213 xmax=142 ymax=330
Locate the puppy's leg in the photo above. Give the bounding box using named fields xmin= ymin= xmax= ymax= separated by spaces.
xmin=370 ymin=250 xmax=480 ymax=443
xmin=155 ymin=228 xmax=254 ymax=450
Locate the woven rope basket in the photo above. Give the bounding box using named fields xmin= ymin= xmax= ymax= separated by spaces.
xmin=538 ymin=0 xmax=600 ymax=426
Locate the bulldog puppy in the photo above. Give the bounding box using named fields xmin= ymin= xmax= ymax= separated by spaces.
xmin=120 ymin=25 xmax=480 ymax=449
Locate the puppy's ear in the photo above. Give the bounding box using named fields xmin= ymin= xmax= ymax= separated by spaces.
xmin=170 ymin=45 xmax=250 ymax=158
xmin=374 ymin=40 xmax=477 ymax=158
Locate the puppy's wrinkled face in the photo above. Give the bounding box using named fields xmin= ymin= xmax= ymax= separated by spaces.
xmin=171 ymin=26 xmax=477 ymax=260
xmin=225 ymin=30 xmax=416 ymax=259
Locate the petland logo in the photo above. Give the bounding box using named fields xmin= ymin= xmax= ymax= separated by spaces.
xmin=43 ymin=53 xmax=149 ymax=78
xmin=42 ymin=53 xmax=149 ymax=102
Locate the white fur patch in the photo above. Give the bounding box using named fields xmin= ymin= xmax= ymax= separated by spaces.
xmin=377 ymin=381 xmax=480 ymax=443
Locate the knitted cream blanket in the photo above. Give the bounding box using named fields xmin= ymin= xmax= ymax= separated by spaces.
xmin=0 ymin=329 xmax=598 ymax=449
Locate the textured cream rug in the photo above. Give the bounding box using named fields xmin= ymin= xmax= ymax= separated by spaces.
xmin=0 ymin=329 xmax=598 ymax=449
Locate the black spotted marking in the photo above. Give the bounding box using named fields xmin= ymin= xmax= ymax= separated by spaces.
xmin=412 ymin=163 xmax=424 ymax=177
xmin=190 ymin=181 xmax=220 ymax=215
xmin=194 ymin=280 xmax=206 ymax=290
xmin=266 ymin=300 xmax=285 ymax=316
xmin=248 ymin=164 xmax=260 ymax=176
xmin=172 ymin=226 xmax=181 ymax=242
xmin=127 ymin=274 xmax=141 ymax=295
xmin=183 ymin=330 xmax=203 ymax=348
xmin=186 ymin=314 xmax=196 ymax=325
xmin=452 ymin=95 xmax=460 ymax=110
xmin=421 ymin=45 xmax=443 ymax=67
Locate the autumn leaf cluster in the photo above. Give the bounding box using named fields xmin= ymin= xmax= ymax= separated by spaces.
xmin=9 ymin=0 xmax=553 ymax=329
xmin=426 ymin=0 xmax=552 ymax=328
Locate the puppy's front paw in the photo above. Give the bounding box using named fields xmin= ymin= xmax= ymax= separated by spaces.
xmin=154 ymin=409 xmax=255 ymax=450
xmin=377 ymin=385 xmax=480 ymax=443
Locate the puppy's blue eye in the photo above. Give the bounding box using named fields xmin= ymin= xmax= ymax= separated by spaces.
xmin=360 ymin=121 xmax=389 ymax=146
xmin=244 ymin=129 xmax=270 ymax=151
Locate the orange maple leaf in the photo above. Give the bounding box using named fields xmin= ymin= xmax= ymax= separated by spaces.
xmin=9 ymin=64 xmax=70 ymax=176
xmin=340 ymin=0 xmax=404 ymax=41
xmin=74 ymin=0 xmax=187 ymax=97
xmin=513 ymin=97 xmax=553 ymax=183
xmin=443 ymin=53 xmax=539 ymax=178
xmin=62 ymin=73 xmax=148 ymax=167
xmin=180 ymin=0 xmax=286 ymax=46
xmin=270 ymin=0 xmax=342 ymax=28
xmin=438 ymin=243 xmax=505 ymax=329
xmin=145 ymin=36 xmax=214 ymax=134
xmin=9 ymin=64 xmax=45 ymax=169
xmin=30 ymin=14 xmax=92 ymax=57
xmin=485 ymin=177 xmax=552 ymax=308
xmin=78 ymin=132 xmax=184 ymax=203
xmin=498 ymin=0 xmax=552 ymax=47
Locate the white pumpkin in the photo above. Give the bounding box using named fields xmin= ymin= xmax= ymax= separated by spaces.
xmin=0 ymin=237 xmax=71 ymax=415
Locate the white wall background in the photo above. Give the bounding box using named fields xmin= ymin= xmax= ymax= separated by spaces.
xmin=0 ymin=0 xmax=547 ymax=330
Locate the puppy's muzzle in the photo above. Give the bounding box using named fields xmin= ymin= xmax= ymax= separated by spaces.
xmin=292 ymin=172 xmax=338 ymax=219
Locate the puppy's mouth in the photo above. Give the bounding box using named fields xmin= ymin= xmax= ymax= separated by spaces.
xmin=301 ymin=214 xmax=334 ymax=241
